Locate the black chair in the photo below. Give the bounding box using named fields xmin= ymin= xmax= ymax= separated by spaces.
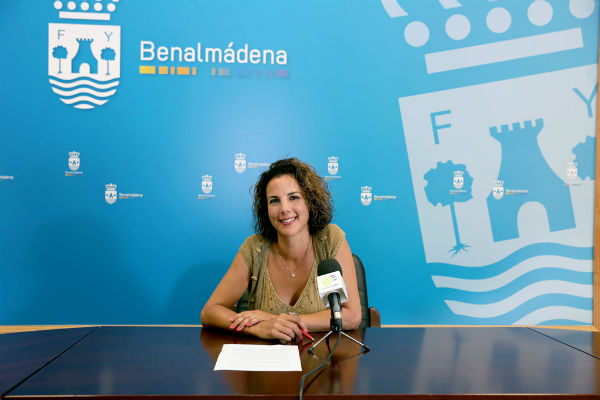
xmin=353 ymin=254 xmax=381 ymax=328
xmin=235 ymin=254 xmax=381 ymax=328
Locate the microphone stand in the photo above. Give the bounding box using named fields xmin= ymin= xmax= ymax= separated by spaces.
xmin=308 ymin=317 xmax=370 ymax=353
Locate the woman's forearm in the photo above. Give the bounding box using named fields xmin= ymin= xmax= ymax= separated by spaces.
xmin=200 ymin=304 xmax=238 ymax=330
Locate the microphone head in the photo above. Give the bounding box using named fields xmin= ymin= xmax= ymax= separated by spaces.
xmin=318 ymin=258 xmax=342 ymax=277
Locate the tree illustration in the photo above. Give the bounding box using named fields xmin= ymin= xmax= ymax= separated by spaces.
xmin=424 ymin=160 xmax=473 ymax=256
xmin=101 ymin=47 xmax=116 ymax=75
xmin=572 ymin=136 xmax=595 ymax=180
xmin=52 ymin=45 xmax=68 ymax=74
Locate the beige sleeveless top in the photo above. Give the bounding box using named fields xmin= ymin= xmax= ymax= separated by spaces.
xmin=239 ymin=224 xmax=345 ymax=315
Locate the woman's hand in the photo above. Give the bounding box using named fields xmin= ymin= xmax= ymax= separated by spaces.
xmin=229 ymin=310 xmax=274 ymax=332
xmin=250 ymin=314 xmax=308 ymax=342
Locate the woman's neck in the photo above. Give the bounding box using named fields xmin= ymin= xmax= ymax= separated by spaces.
xmin=275 ymin=232 xmax=311 ymax=262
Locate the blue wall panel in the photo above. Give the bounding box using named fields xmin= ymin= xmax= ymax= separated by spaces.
xmin=0 ymin=0 xmax=597 ymax=325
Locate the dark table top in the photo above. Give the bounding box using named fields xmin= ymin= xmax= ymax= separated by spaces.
xmin=0 ymin=327 xmax=97 ymax=397
xmin=531 ymin=328 xmax=600 ymax=359
xmin=5 ymin=326 xmax=600 ymax=399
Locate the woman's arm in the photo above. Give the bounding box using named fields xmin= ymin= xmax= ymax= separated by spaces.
xmin=201 ymin=251 xmax=308 ymax=341
xmin=200 ymin=251 xmax=252 ymax=330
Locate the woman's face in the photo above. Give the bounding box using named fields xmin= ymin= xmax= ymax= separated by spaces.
xmin=266 ymin=174 xmax=310 ymax=240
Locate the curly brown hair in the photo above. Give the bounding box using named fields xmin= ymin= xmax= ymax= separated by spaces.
xmin=253 ymin=158 xmax=333 ymax=242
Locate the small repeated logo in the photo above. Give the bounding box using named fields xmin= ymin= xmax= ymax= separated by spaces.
xmin=234 ymin=153 xmax=247 ymax=174
xmin=65 ymin=151 xmax=83 ymax=176
xmin=361 ymin=186 xmax=373 ymax=207
xmin=202 ymin=175 xmax=213 ymax=194
xmin=492 ymin=180 xmax=504 ymax=200
xmin=49 ymin=1 xmax=121 ymax=109
xmin=564 ymin=162 xmax=582 ymax=187
xmin=68 ymin=151 xmax=80 ymax=171
xmin=361 ymin=185 xmax=397 ymax=206
xmin=450 ymin=170 xmax=467 ymax=194
xmin=234 ymin=152 xmax=270 ymax=173
xmin=328 ymin=156 xmax=339 ymax=175
xmin=452 ymin=170 xmax=464 ymax=189
xmin=325 ymin=156 xmax=342 ymax=181
xmin=198 ymin=174 xmax=216 ymax=199
xmin=105 ymin=183 xmax=117 ymax=205
xmin=566 ymin=161 xmax=580 ymax=183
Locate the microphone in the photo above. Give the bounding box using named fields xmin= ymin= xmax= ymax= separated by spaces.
xmin=316 ymin=259 xmax=348 ymax=330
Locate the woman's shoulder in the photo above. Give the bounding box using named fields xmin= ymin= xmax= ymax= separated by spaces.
xmin=239 ymin=234 xmax=270 ymax=267
xmin=315 ymin=224 xmax=346 ymax=259
xmin=318 ymin=224 xmax=345 ymax=241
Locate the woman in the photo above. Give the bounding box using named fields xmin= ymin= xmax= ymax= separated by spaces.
xmin=201 ymin=158 xmax=362 ymax=342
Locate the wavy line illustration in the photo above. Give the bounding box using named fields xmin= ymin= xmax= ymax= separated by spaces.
xmin=51 ymin=87 xmax=116 ymax=98
xmin=59 ymin=96 xmax=108 ymax=106
xmin=49 ymin=78 xmax=120 ymax=90
xmin=445 ymin=281 xmax=592 ymax=318
xmin=381 ymin=0 xmax=407 ymax=18
xmin=513 ymin=306 xmax=592 ymax=325
xmin=48 ymin=75 xmax=120 ymax=85
xmin=432 ymin=256 xmax=592 ymax=292
xmin=74 ymin=103 xmax=96 ymax=110
xmin=429 ymin=243 xmax=592 ymax=275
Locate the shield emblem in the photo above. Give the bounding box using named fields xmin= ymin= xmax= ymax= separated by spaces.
xmin=202 ymin=181 xmax=213 ymax=194
xmin=49 ymin=23 xmax=121 ymax=109
xmin=493 ymin=186 xmax=504 ymax=200
xmin=453 ymin=175 xmax=464 ymax=189
xmin=328 ymin=162 xmax=339 ymax=175
xmin=235 ymin=159 xmax=247 ymax=174
xmin=361 ymin=192 xmax=372 ymax=206
xmin=68 ymin=156 xmax=80 ymax=171
xmin=567 ymin=164 xmax=578 ymax=180
xmin=105 ymin=183 xmax=117 ymax=205
xmin=105 ymin=190 xmax=117 ymax=204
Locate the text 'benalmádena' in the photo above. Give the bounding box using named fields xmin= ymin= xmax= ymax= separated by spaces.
xmin=140 ymin=41 xmax=288 ymax=65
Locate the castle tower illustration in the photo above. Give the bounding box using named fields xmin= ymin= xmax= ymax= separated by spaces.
xmin=71 ymin=38 xmax=98 ymax=74
xmin=486 ymin=118 xmax=575 ymax=242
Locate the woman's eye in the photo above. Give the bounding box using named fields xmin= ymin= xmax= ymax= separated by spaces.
xmin=269 ymin=198 xmax=279 ymax=204
xmin=290 ymin=195 xmax=300 ymax=200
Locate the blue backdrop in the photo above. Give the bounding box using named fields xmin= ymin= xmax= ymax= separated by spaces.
xmin=0 ymin=0 xmax=597 ymax=325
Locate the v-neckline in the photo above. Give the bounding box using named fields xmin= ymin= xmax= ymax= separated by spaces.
xmin=265 ymin=241 xmax=317 ymax=308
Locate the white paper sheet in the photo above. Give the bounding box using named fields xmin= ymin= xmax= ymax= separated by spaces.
xmin=214 ymin=344 xmax=302 ymax=371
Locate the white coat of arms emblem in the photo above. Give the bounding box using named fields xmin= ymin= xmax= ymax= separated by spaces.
xmin=68 ymin=151 xmax=80 ymax=171
xmin=492 ymin=180 xmax=504 ymax=200
xmin=105 ymin=183 xmax=117 ymax=205
xmin=48 ymin=2 xmax=121 ymax=109
xmin=234 ymin=153 xmax=247 ymax=174
xmin=202 ymin=175 xmax=213 ymax=194
xmin=453 ymin=170 xmax=464 ymax=189
xmin=567 ymin=162 xmax=578 ymax=181
xmin=327 ymin=156 xmax=339 ymax=175
xmin=361 ymin=186 xmax=373 ymax=206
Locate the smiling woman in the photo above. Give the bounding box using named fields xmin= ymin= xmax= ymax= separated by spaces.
xmin=200 ymin=158 xmax=362 ymax=342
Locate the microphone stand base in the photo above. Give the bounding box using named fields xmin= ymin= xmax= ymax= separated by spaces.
xmin=308 ymin=330 xmax=370 ymax=353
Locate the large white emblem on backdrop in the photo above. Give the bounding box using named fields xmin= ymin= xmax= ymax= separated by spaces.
xmin=48 ymin=2 xmax=121 ymax=109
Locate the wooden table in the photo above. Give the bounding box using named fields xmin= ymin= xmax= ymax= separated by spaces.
xmin=0 ymin=327 xmax=96 ymax=398
xmin=3 ymin=326 xmax=600 ymax=399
